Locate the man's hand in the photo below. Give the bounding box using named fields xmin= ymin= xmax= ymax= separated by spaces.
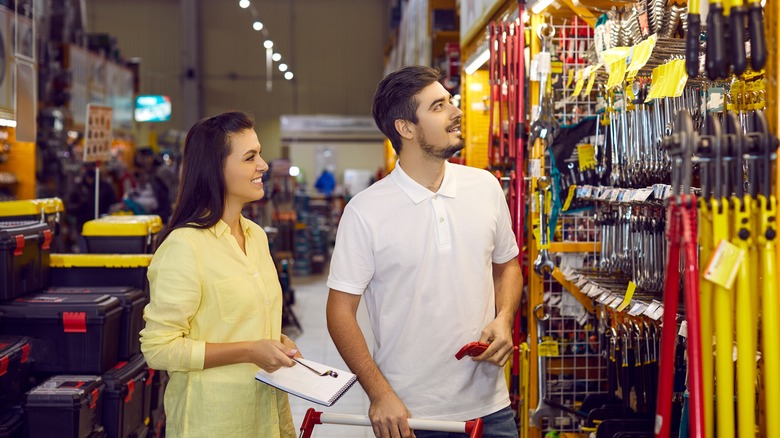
xmin=368 ymin=392 xmax=415 ymax=438
xmin=473 ymin=316 xmax=514 ymax=366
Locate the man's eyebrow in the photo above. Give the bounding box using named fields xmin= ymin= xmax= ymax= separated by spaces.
xmin=428 ymin=96 xmax=450 ymax=110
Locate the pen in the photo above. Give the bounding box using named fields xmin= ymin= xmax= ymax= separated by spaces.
xmin=293 ymin=358 xmax=339 ymax=378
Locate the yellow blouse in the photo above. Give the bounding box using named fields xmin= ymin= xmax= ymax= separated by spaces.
xmin=140 ymin=217 xmax=295 ymax=438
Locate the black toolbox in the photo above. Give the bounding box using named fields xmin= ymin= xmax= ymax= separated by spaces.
xmin=81 ymin=215 xmax=162 ymax=254
xmin=0 ymin=222 xmax=52 ymax=300
xmin=101 ymin=354 xmax=151 ymax=438
xmin=0 ymin=198 xmax=65 ymax=253
xmin=0 ymin=406 xmax=24 ymax=438
xmin=44 ymin=287 xmax=147 ymax=360
xmin=0 ymin=336 xmax=32 ymax=412
xmin=0 ymin=293 xmax=121 ymax=374
xmin=49 ymin=254 xmax=152 ymax=292
xmin=24 ymin=375 xmax=105 ymax=438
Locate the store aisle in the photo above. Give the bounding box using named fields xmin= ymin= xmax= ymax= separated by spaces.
xmin=285 ymin=271 xmax=374 ymax=438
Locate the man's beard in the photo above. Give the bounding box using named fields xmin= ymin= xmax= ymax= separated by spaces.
xmin=418 ymin=129 xmax=464 ymax=160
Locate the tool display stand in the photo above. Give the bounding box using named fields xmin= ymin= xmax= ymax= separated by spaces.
xmin=101 ymin=354 xmax=151 ymax=438
xmin=0 ymin=406 xmax=24 ymax=438
xmin=0 ymin=222 xmax=52 ymax=300
xmin=24 ymin=375 xmax=105 ymax=438
xmin=49 ymin=254 xmax=152 ymax=291
xmin=0 ymin=336 xmax=31 ymax=412
xmin=44 ymin=287 xmax=147 ymax=360
xmin=81 ymin=215 xmax=162 ymax=254
xmin=0 ymin=293 xmax=121 ymax=374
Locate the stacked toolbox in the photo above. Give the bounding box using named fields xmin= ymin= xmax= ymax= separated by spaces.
xmin=49 ymin=254 xmax=152 ymax=292
xmin=24 ymin=375 xmax=105 ymax=438
xmin=0 ymin=222 xmax=52 ymax=300
xmin=0 ymin=336 xmax=32 ymax=412
xmin=0 ymin=198 xmax=64 ymax=253
xmin=0 ymin=292 xmax=121 ymax=374
xmin=81 ymin=215 xmax=162 ymax=254
xmin=101 ymin=355 xmax=152 ymax=438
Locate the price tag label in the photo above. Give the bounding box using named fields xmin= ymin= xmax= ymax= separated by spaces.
xmin=538 ymin=340 xmax=560 ymax=357
xmin=704 ymin=239 xmax=745 ymax=289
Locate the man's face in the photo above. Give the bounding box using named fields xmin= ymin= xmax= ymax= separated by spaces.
xmin=412 ymin=81 xmax=464 ymax=160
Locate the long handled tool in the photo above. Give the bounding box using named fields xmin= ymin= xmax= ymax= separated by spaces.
xmin=746 ymin=0 xmax=766 ymax=71
xmin=705 ymin=0 xmax=728 ymax=79
xmin=656 ymin=110 xmax=705 ymax=438
xmin=685 ymin=0 xmax=701 ymax=77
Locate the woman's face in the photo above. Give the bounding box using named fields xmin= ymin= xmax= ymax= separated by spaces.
xmin=223 ymin=129 xmax=269 ymax=207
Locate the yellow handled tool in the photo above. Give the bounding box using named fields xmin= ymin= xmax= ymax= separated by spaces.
xmin=733 ymin=195 xmax=757 ymax=438
xmin=711 ymin=196 xmax=735 ymax=438
xmin=758 ymin=194 xmax=778 ymax=437
xmin=698 ymin=196 xmax=715 ymax=438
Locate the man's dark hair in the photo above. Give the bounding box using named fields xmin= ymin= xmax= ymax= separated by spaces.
xmin=372 ymin=66 xmax=442 ymax=155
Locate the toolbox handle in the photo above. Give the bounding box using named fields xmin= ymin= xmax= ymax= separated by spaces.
xmin=299 ymin=409 xmax=483 ymax=438
xmin=13 ymin=235 xmax=24 ymax=256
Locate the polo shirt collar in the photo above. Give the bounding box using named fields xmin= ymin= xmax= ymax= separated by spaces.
xmin=391 ymin=161 xmax=457 ymax=204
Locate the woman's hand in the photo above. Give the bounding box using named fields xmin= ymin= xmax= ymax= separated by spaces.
xmin=281 ymin=334 xmax=304 ymax=359
xmin=248 ymin=340 xmax=297 ymax=372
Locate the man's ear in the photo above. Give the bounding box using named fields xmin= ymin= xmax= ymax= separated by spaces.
xmin=395 ymin=119 xmax=414 ymax=141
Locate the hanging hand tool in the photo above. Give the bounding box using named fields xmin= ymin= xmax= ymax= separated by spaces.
xmin=705 ymin=0 xmax=728 ymax=80
xmin=489 ymin=24 xmax=500 ymax=164
xmin=746 ymin=0 xmax=766 ymax=71
xmin=528 ymin=23 xmax=558 ymax=153
xmin=531 ymin=304 xmax=559 ymax=428
xmin=728 ymin=0 xmax=748 ymax=76
xmin=708 ymin=117 xmax=736 ymax=438
xmin=686 ymin=0 xmax=701 ymax=77
xmin=655 ymin=110 xmax=705 ymax=438
xmin=723 ymin=112 xmax=758 ymax=438
xmin=746 ymin=111 xmax=779 ymax=438
xmin=533 ymin=176 xmax=554 ymax=276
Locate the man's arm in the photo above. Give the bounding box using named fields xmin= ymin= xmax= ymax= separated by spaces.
xmin=473 ymin=257 xmax=523 ymax=366
xmin=327 ymin=289 xmax=415 ymax=438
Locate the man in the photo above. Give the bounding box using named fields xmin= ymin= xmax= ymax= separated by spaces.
xmin=327 ymin=65 xmax=523 ymax=438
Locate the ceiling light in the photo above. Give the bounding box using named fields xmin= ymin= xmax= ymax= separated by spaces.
xmin=284 ymin=72 xmax=294 ymax=80
xmin=272 ymin=53 xmax=282 ymax=62
xmin=289 ymin=166 xmax=300 ymax=177
xmin=239 ymin=0 xmax=250 ymax=8
xmin=253 ymin=21 xmax=263 ymax=31
xmin=264 ymin=40 xmax=273 ymax=49
xmin=279 ymin=63 xmax=288 ymax=72
xmin=531 ymin=0 xmax=556 ymax=15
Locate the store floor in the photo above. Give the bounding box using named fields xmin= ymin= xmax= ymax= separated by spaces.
xmin=285 ymin=270 xmax=374 ymax=438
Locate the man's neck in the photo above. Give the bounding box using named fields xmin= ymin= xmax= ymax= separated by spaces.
xmin=398 ymin=151 xmax=447 ymax=193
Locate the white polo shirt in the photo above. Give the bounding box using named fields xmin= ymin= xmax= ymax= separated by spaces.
xmin=328 ymin=161 xmax=519 ymax=420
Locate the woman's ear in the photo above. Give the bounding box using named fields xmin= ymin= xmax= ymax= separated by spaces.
xmin=395 ymin=119 xmax=414 ymax=141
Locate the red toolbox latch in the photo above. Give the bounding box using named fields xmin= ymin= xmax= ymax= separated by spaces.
xmin=0 ymin=356 xmax=7 ymax=377
xmin=125 ymin=380 xmax=135 ymax=403
xmin=62 ymin=312 xmax=87 ymax=333
xmin=41 ymin=229 xmax=52 ymax=250
xmin=21 ymin=344 xmax=30 ymax=363
xmin=90 ymin=389 xmax=99 ymax=409
xmin=147 ymin=368 xmax=156 ymax=386
xmin=13 ymin=235 xmax=24 ymax=256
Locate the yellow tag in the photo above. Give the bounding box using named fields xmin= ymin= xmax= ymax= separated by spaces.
xmin=533 ymin=225 xmax=542 ymax=246
xmin=566 ymin=70 xmax=575 ymax=89
xmin=627 ymin=35 xmax=657 ymax=75
xmin=670 ymin=59 xmax=688 ymax=97
xmin=617 ymin=282 xmax=636 ymax=312
xmin=584 ymin=68 xmax=597 ymax=95
xmin=607 ymin=58 xmax=627 ymax=89
xmin=572 ymin=69 xmax=585 ymax=97
xmin=538 ymin=340 xmax=560 ymax=357
xmin=551 ymin=61 xmax=563 ymax=74
xmin=562 ymin=185 xmax=577 ymax=212
xmin=704 ymin=239 xmax=745 ymax=289
xmin=577 ymin=143 xmax=597 ymax=170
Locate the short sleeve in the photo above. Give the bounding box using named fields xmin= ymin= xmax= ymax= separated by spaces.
xmin=491 ymin=180 xmax=520 ymax=264
xmin=140 ymin=230 xmax=206 ymax=371
xmin=327 ymin=204 xmax=375 ymax=295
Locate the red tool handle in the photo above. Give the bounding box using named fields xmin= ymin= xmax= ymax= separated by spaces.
xmin=299 ymin=409 xmax=484 ymax=438
xmin=655 ymin=203 xmax=682 ymax=438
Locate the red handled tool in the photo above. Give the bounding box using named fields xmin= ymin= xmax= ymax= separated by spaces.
xmin=299 ymin=409 xmax=484 ymax=438
xmin=455 ymin=342 xmax=520 ymax=360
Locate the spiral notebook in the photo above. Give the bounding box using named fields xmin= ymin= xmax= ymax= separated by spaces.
xmin=254 ymin=358 xmax=357 ymax=406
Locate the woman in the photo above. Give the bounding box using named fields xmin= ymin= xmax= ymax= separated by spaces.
xmin=140 ymin=111 xmax=300 ymax=437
